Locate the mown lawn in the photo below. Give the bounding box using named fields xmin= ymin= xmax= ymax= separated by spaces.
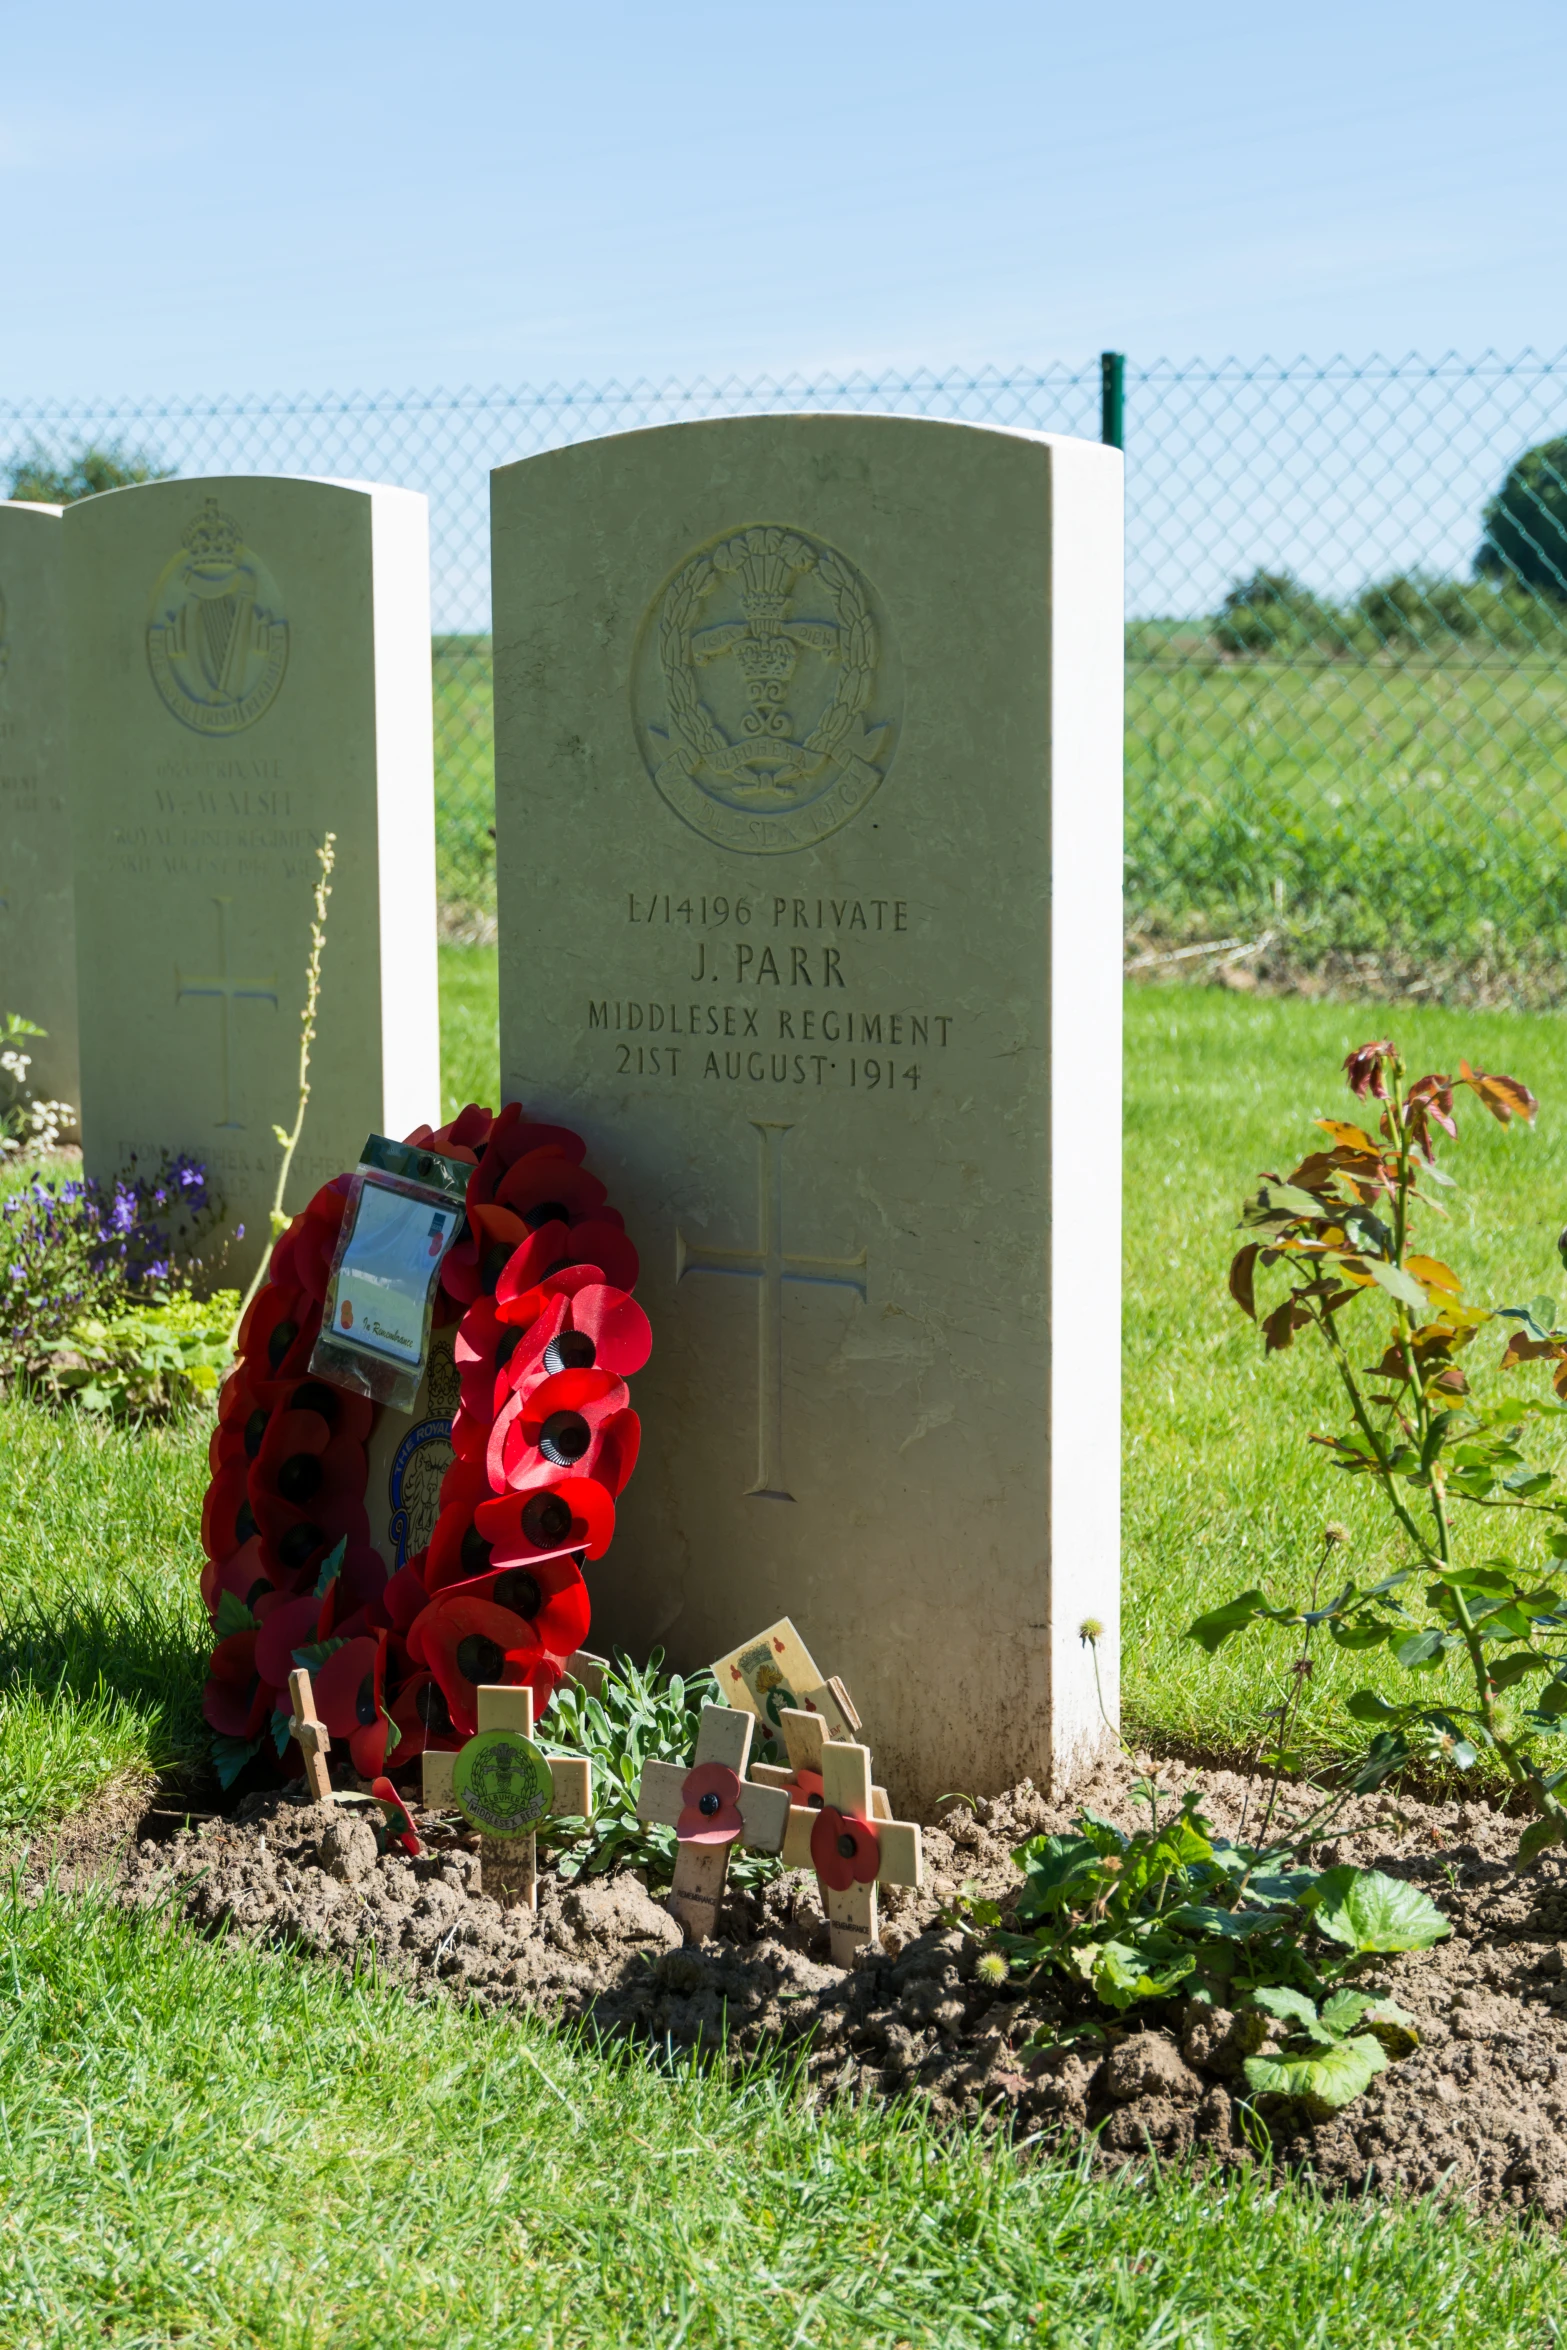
xmin=9 ymin=963 xmax=1567 ymax=2343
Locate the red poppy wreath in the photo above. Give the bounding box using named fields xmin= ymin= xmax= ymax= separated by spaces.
xmin=199 ymin=1100 xmax=649 ymax=1791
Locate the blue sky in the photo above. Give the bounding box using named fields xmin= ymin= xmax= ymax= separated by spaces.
xmin=4 ymin=1 xmax=1563 ymax=397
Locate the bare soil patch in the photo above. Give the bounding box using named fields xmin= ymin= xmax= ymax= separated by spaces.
xmin=106 ymin=1752 xmax=1567 ymax=2220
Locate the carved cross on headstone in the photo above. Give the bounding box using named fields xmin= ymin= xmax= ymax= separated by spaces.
xmin=287 ymin=1666 xmax=333 ymax=1803
xmin=174 ymin=894 xmax=278 ymax=1129
xmin=676 ymin=1120 xmax=866 ymax=1499
xmin=421 ymin=1684 xmax=593 ymax=1912
xmin=636 ymin=1702 xmax=791 ymax=1942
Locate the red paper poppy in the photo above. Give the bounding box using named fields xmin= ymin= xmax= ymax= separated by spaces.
xmin=475 ymin=1476 xmax=616 ymax=1567
xmin=311 ymin=1634 xmax=382 ymax=1740
xmin=494 ymin=1148 xmax=608 ymax=1227
xmin=467 ymin=1105 xmax=586 ymax=1212
xmin=202 ymin=1453 xmax=261 ymax=1566
xmin=348 ymin=1632 xmax=417 ymax=1775
xmin=434 ymin=1553 xmax=590 ymax=1664
xmin=250 ymin=1411 xmax=370 ymax=1577
xmin=592 ymin=1409 xmax=641 ymax=1499
xmin=810 ymin=1804 xmax=881 ymax=1893
xmin=423 ymin=1479 xmax=505 ymax=1596
xmin=453 ymin=1295 xmax=532 ymax=1426
xmin=237 ymin=1281 xmax=321 ymax=1381
xmin=494 ymin=1218 xmax=639 ymax=1304
xmin=202 ymin=1630 xmax=273 ymax=1741
xmin=370 ymin=1775 xmax=422 ymax=1856
xmin=253 ymin=1590 xmax=329 ymax=1687
xmin=786 ymin=1768 xmax=826 ymax=1810
xmin=200 ymin=1536 xmax=272 ymax=1626
xmin=210 ymin=1356 xmax=278 ymax=1474
xmin=488 ymin=1366 xmax=630 ymax=1492
xmin=409 ymin=1594 xmax=545 ymax=1739
xmin=385 ymin=1665 xmax=458 ymax=1768
xmin=677 ymin=1761 xmax=745 ymax=1845
xmin=376 ymin=1559 xmax=432 ymax=1633
xmin=499 ymin=1282 xmax=653 ymax=1401
xmin=269 ymin=1178 xmax=350 ymax=1303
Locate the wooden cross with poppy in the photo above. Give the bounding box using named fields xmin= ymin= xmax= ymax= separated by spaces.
xmin=287 ymin=1666 xmax=333 ymax=1803
xmin=636 ymin=1703 xmax=792 ymax=1942
xmin=797 ymin=1734 xmax=922 ymax=1969
xmin=421 ymin=1683 xmax=593 ymax=1911
xmin=751 ymin=1704 xmax=894 ymax=1855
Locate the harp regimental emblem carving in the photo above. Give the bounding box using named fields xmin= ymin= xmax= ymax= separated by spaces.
xmin=146 ymin=496 xmax=288 ymax=735
xmin=632 ymin=524 xmax=902 ymax=854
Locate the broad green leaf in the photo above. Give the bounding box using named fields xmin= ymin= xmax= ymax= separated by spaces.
xmin=1487 ymin=1651 xmax=1554 ymax=1689
xmin=1305 ymin=1866 xmax=1450 ymax=1953
xmin=1346 ymin=1688 xmax=1405 ymax=1723
xmin=1012 ymin=1833 xmax=1104 ymax=1921
xmin=1518 ymin=1812 xmax=1567 ymax=1866
xmin=214 ymin=1588 xmax=258 ymax=1639
xmin=1244 ymin=2034 xmax=1386 ymax=2117
xmin=1081 ymin=1939 xmax=1195 ymax=2011
xmin=1166 ymin=1905 xmax=1293 ymax=1942
xmin=1393 ymin=1628 xmax=1448 ymax=1670
xmin=1249 ymin=1984 xmax=1324 ymax=2035
xmin=1365 ymin=1258 xmax=1428 ymax=1311
xmin=1361 ymin=1997 xmax=1420 ymax=2059
xmin=1187 ymin=1590 xmax=1283 ymax=1654
xmin=211 ymin=1731 xmax=263 ymax=1790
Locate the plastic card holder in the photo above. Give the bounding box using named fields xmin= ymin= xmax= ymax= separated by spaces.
xmin=309 ymin=1134 xmax=471 ymax=1411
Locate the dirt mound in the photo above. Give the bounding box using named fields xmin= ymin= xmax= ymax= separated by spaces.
xmin=112 ymin=1753 xmax=1567 ymax=2220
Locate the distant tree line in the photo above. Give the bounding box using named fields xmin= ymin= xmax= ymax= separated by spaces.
xmin=1208 ymin=436 xmax=1567 ymax=657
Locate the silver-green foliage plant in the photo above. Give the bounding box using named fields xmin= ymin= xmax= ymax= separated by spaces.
xmin=545 ymin=1650 xmax=781 ymax=1893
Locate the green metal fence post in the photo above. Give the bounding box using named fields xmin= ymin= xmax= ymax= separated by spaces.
xmin=1100 ymin=351 xmax=1125 ymax=450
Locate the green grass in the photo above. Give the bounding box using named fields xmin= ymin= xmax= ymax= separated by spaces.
xmin=4 ymin=1881 xmax=1566 ymax=2350
xmin=1127 ymin=651 xmax=1567 ymax=965
xmin=1122 ymin=986 xmax=1567 ymax=1769
xmin=12 ymin=968 xmax=1567 ymax=2339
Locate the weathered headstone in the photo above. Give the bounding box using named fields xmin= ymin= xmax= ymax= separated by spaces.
xmin=491 ymin=415 xmax=1122 ymax=1809
xmin=63 ymin=476 xmax=440 ymax=1282
xmin=0 ymin=501 xmax=78 ymax=1113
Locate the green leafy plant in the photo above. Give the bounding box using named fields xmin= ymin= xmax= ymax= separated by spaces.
xmin=966 ymin=1784 xmax=1443 ymax=2114
xmin=544 ymin=1651 xmax=781 ymax=1893
xmin=45 ymin=1291 xmax=240 ymax=1418
xmin=1203 ymin=1035 xmax=1567 ymax=1865
xmin=1243 ymin=1983 xmax=1418 ymax=2120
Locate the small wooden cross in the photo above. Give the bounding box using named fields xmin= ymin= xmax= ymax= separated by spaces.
xmin=287 ymin=1666 xmax=333 ymax=1803
xmin=637 ymin=1703 xmax=791 ymax=1943
xmin=751 ymin=1704 xmax=893 ymax=1845
xmin=421 ymin=1685 xmax=593 ymax=1912
xmin=797 ymin=1735 xmax=922 ymax=1968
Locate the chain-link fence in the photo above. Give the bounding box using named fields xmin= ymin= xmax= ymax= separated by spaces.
xmin=8 ymin=353 xmax=1567 ymax=985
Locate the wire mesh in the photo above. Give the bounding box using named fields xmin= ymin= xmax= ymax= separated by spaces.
xmin=7 ymin=353 xmax=1566 ymax=975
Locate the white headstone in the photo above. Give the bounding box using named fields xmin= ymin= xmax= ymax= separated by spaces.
xmin=63 ymin=476 xmax=440 ymax=1282
xmin=0 ymin=501 xmax=78 ymax=1115
xmin=490 ymin=415 xmax=1123 ymax=1808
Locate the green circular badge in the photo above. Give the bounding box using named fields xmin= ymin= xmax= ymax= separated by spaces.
xmin=452 ymin=1730 xmax=553 ymax=1836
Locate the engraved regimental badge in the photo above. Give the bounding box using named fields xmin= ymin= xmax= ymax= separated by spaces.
xmin=147 ymin=496 xmax=288 ymax=734
xmin=632 ymin=523 xmax=902 ymax=854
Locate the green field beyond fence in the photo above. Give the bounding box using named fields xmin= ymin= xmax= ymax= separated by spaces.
xmin=10 ymin=353 xmax=1567 ymax=989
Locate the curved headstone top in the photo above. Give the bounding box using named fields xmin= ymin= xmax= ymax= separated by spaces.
xmin=491 ymin=413 xmax=1124 ymax=1808
xmin=0 ymin=499 xmax=77 ymax=1117
xmin=62 ymin=475 xmax=440 ymax=1284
